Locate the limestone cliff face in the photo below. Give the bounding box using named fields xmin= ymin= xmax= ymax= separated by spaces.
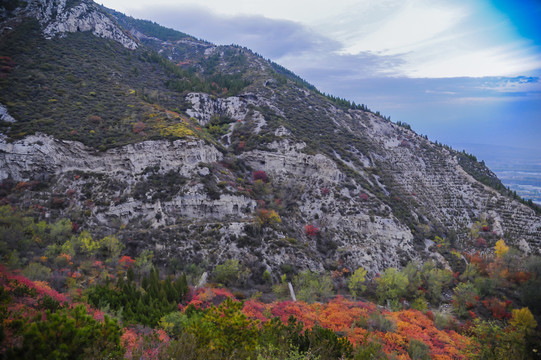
xmin=3 ymin=0 xmax=137 ymax=49
xmin=0 ymin=0 xmax=540 ymax=279
xmin=0 ymin=134 xmax=256 ymax=226
xmin=2 ymin=86 xmax=539 ymax=276
xmin=0 ymin=134 xmax=220 ymax=179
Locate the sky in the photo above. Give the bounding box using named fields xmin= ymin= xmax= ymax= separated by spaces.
xmin=99 ymin=0 xmax=541 ymax=157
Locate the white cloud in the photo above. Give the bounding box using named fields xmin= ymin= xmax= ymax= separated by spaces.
xmin=339 ymin=1 xmax=467 ymax=55
xmin=100 ymin=0 xmax=541 ymax=78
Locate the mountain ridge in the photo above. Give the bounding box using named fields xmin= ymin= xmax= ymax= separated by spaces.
xmin=0 ymin=0 xmax=540 ymax=281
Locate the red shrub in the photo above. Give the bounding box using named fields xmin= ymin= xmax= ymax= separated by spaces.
xmin=305 ymin=224 xmax=319 ymax=236
xmin=359 ymin=193 xmax=369 ymax=201
xmin=119 ymin=256 xmax=135 ymax=268
xmin=475 ymin=237 xmax=487 ymax=248
xmin=482 ymin=298 xmax=511 ymax=319
xmin=252 ymin=171 xmax=268 ymax=182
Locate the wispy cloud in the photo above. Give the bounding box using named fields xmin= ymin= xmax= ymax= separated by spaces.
xmin=132 ymin=6 xmax=338 ymax=59
xmin=110 ymin=0 xmax=541 ymax=78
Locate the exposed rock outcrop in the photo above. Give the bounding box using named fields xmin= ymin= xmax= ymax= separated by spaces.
xmin=7 ymin=0 xmax=137 ymax=49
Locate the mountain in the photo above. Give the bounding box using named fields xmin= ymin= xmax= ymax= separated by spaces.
xmin=0 ymin=0 xmax=540 ymax=283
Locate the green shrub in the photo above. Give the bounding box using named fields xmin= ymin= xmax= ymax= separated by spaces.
xmin=212 ymin=259 xmax=250 ymax=287
xmin=293 ymin=270 xmax=334 ymax=303
xmin=6 ymin=305 xmax=124 ymax=359
xmin=357 ymin=312 xmax=397 ymax=333
xmin=375 ymin=268 xmax=408 ymax=305
xmin=22 ymin=262 xmax=51 ymax=281
xmin=407 ymin=339 xmax=431 ymax=360
xmin=348 ymin=267 xmax=367 ymax=299
xmin=354 ymin=335 xmax=388 ymax=359
xmin=186 ymin=298 xmax=259 ymax=358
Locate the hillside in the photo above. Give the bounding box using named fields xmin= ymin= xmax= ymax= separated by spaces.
xmin=1 ymin=0 xmax=541 ymax=358
xmin=1 ymin=0 xmax=540 ymax=282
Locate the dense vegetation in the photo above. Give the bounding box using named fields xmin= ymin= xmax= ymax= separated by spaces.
xmin=0 ymin=205 xmax=540 ymax=359
xmin=0 ymin=20 xmax=250 ymax=150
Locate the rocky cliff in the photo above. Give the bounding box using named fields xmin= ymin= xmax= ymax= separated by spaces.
xmin=0 ymin=0 xmax=539 ymax=282
xmin=1 ymin=0 xmax=137 ymax=48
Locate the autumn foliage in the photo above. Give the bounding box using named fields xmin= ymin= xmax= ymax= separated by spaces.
xmin=252 ymin=170 xmax=268 ymax=182
xmin=305 ymin=224 xmax=319 ymax=236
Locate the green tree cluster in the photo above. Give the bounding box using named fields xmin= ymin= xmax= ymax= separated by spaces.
xmin=6 ymin=305 xmax=124 ymax=360
xmin=87 ymin=267 xmax=188 ymax=326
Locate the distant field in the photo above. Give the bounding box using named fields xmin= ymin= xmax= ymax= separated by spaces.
xmin=494 ymin=168 xmax=541 ymax=205
xmin=451 ymin=142 xmax=541 ymax=205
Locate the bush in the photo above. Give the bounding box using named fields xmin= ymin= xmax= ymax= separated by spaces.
xmin=22 ymin=262 xmax=51 ymax=281
xmin=375 ymin=268 xmax=408 ymax=305
xmin=159 ymin=311 xmax=186 ymax=336
xmin=253 ymin=171 xmax=268 ymax=183
xmin=407 ymin=339 xmax=431 ymax=360
xmin=432 ymin=311 xmax=457 ymax=331
xmin=452 ymin=282 xmax=478 ymax=318
xmin=348 ymin=267 xmax=367 ymax=299
xmin=186 ymin=298 xmax=259 ymax=358
xmin=304 ymin=225 xmax=319 ymax=237
xmin=363 ymin=312 xmax=397 ymax=333
xmin=293 ymin=270 xmax=334 ymax=303
xmin=6 ymin=305 xmax=124 ymax=359
xmin=273 ymin=274 xmax=291 ymax=300
xmin=354 ymin=335 xmax=388 ymax=359
xmin=212 ymin=259 xmax=250 ymax=287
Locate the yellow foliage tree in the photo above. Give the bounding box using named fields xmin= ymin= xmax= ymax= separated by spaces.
xmin=257 ymin=209 xmax=281 ymax=227
xmin=494 ymin=239 xmax=509 ymax=258
xmin=510 ymin=307 xmax=537 ymax=333
xmin=79 ymin=231 xmax=100 ymax=256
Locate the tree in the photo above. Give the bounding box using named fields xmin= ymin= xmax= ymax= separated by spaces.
xmin=494 ymin=239 xmax=509 ymax=258
xmin=376 ymin=268 xmax=408 ymax=307
xmin=420 ymin=262 xmax=453 ymax=305
xmin=99 ymin=235 xmax=123 ymax=260
xmin=510 ymin=307 xmax=537 ymax=333
xmin=452 ymin=282 xmax=478 ymax=318
xmin=213 ymin=259 xmax=250 ymax=287
xmin=348 ymin=267 xmax=367 ymax=299
xmin=293 ymin=270 xmax=334 ymax=303
xmin=7 ymin=305 xmax=124 ymax=359
xmin=79 ymin=231 xmax=100 ymax=257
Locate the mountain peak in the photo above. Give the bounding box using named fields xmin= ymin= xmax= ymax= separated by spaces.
xmin=2 ymin=0 xmax=137 ymax=49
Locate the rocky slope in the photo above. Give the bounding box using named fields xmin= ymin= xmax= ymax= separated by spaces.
xmin=0 ymin=0 xmax=540 ymax=283
xmin=1 ymin=0 xmax=137 ymax=48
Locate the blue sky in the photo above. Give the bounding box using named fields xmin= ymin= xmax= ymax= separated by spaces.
xmin=101 ymin=0 xmax=541 ymax=155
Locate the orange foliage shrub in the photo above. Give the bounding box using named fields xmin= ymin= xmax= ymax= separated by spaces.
xmin=238 ymin=296 xmax=476 ymax=359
